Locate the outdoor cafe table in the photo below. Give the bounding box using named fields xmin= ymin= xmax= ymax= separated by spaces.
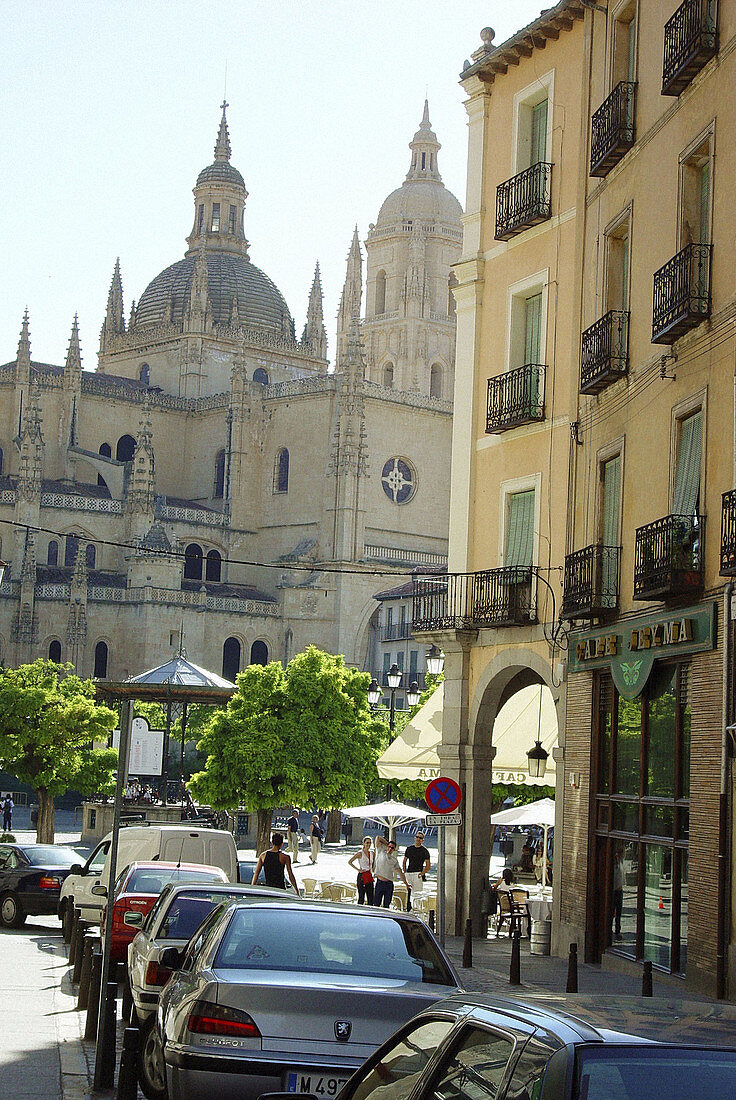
xmin=526 ymin=890 xmax=553 ymax=923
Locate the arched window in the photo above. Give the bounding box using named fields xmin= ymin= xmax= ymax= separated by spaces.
xmin=49 ymin=640 xmax=62 ymax=663
xmin=383 ymin=363 xmax=394 ymax=389
xmin=250 ymin=640 xmax=269 ymax=666
xmin=94 ymin=641 xmax=108 ymax=679
xmin=183 ymin=543 xmax=203 ymax=581
xmin=47 ymin=540 xmax=59 ymax=567
xmin=375 ymin=270 xmax=387 ymax=315
xmin=139 ymin=363 xmax=150 ymax=385
xmin=205 ymin=549 xmax=222 ymax=582
xmin=214 ymin=449 xmax=226 ymax=498
xmin=222 ymin=637 xmax=241 ymax=682
xmin=274 ymin=448 xmax=289 ymax=494
xmin=86 ymin=543 xmax=97 ymax=570
xmin=64 ymin=534 xmax=79 ymax=568
xmin=116 ymin=434 xmax=136 ymax=462
xmin=98 ymin=442 xmax=111 ymax=488
xmin=430 ymin=364 xmax=443 ymax=400
xmin=253 ymin=367 xmax=270 ymax=385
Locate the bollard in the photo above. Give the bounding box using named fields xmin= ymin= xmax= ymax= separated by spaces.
xmin=71 ymin=921 xmax=89 ymax=984
xmin=84 ymin=947 xmax=102 ymax=1041
xmin=116 ymin=1026 xmax=140 ymax=1100
xmin=96 ymin=980 xmax=118 ymax=1089
xmin=77 ymin=935 xmax=95 ymax=1010
xmin=462 ymin=918 xmax=473 ymax=968
xmin=429 ymin=908 xmax=436 ymax=933
xmin=509 ymin=929 xmax=521 ymax=985
xmin=642 ymin=960 xmax=653 ymax=997
xmin=566 ymin=942 xmax=578 ymax=993
xmin=121 ymin=974 xmax=133 ymax=1023
xmin=68 ymin=909 xmax=80 ymax=967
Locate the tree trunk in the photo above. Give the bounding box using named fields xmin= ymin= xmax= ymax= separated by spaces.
xmin=36 ymin=788 xmax=55 ymax=844
xmin=327 ymin=808 xmax=342 ymax=844
xmin=256 ymin=808 xmax=273 ymax=857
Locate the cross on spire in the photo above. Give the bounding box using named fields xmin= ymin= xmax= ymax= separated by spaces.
xmin=214 ymin=101 xmax=232 ymax=161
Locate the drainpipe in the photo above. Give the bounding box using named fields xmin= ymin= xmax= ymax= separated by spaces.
xmin=718 ymin=581 xmax=732 ymax=999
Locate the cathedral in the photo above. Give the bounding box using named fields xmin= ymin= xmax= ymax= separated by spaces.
xmin=0 ymin=102 xmax=461 ymax=683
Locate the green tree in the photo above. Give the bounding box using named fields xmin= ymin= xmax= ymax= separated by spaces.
xmin=0 ymin=660 xmax=117 ymax=842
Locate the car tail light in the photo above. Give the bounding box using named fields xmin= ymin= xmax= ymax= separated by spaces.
xmin=144 ymin=961 xmax=173 ymax=986
xmin=187 ymin=1001 xmax=261 ymax=1038
xmin=38 ymin=876 xmax=61 ymax=890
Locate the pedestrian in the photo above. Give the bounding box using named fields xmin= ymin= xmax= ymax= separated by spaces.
xmin=286 ymin=808 xmax=300 ymax=863
xmin=309 ymin=815 xmax=323 ymax=864
xmin=402 ymin=830 xmax=430 ymax=911
xmin=349 ymin=836 xmax=375 ymax=904
xmin=612 ymin=845 xmax=624 ymax=941
xmin=2 ymin=794 xmax=13 ymax=832
xmin=372 ymin=835 xmax=409 ymax=908
xmin=252 ymin=832 xmax=299 ymax=891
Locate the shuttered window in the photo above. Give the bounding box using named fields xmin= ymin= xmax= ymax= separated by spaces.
xmin=698 ymin=159 xmax=711 ymax=243
xmin=601 ymin=455 xmax=621 ymax=545
xmin=531 ymin=99 xmax=548 ymax=165
xmin=672 ymin=410 xmax=702 ymax=515
xmin=524 ymin=293 xmax=543 ymax=364
xmin=505 ymin=490 xmax=535 ymax=567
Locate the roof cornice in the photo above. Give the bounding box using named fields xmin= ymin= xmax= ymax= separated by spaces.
xmin=460 ymin=0 xmax=587 ymax=86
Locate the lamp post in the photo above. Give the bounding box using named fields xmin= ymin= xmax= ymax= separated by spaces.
xmin=369 ymin=664 xmax=419 ymax=802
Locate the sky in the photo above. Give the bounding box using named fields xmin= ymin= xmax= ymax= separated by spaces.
xmin=2 ymin=1 xmax=545 ymax=368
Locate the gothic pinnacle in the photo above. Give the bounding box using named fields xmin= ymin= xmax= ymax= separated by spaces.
xmin=214 ymin=100 xmax=232 ymax=161
xmin=17 ymin=309 xmax=31 ymax=365
xmin=65 ymin=314 xmax=82 ymax=373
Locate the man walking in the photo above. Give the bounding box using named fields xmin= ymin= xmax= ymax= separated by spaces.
xmin=403 ymin=830 xmax=430 ymax=911
xmin=286 ymin=808 xmax=300 ymax=863
xmin=309 ymin=814 xmax=323 ymax=864
xmin=2 ymin=794 xmax=13 ymax=833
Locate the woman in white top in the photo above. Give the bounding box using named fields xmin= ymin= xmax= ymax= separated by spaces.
xmin=372 ymin=835 xmax=409 ymax=908
xmin=348 ymin=836 xmax=375 ymax=904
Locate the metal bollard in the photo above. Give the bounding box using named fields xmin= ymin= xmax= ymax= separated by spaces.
xmin=84 ymin=946 xmax=102 ymax=1041
xmin=96 ymin=980 xmax=119 ymax=1089
xmin=77 ymin=935 xmax=95 ymax=1010
xmin=121 ymin=974 xmax=133 ymax=1023
xmin=509 ymin=930 xmax=521 ymax=985
xmin=462 ymin=918 xmax=473 ymax=968
xmin=642 ymin=960 xmax=653 ymax=997
xmin=429 ymin=908 xmax=436 ymax=933
xmin=72 ymin=921 xmax=89 ymax=984
xmin=68 ymin=909 xmax=80 ymax=967
xmin=116 ymin=1026 xmax=140 ymax=1100
xmin=566 ymin=942 xmax=578 ymax=993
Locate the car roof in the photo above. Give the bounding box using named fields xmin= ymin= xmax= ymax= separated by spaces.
xmin=223 ymin=898 xmax=430 ymax=921
xmin=124 ymin=860 xmax=225 ymax=874
xmin=161 ymin=882 xmax=292 ymax=901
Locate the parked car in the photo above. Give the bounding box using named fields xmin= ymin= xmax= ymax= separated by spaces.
xmin=100 ymin=861 xmax=229 ymax=963
xmin=59 ymin=823 xmax=238 ymax=934
xmin=335 ymin=993 xmax=736 ymax=1100
xmin=149 ymin=900 xmax=461 ymax=1100
xmin=0 ymin=842 xmax=81 ymax=929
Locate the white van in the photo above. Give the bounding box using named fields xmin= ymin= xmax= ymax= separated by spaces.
xmin=58 ymin=824 xmax=238 ymax=934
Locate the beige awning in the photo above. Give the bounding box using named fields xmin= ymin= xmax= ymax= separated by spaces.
xmin=377 ymin=683 xmax=557 ymax=787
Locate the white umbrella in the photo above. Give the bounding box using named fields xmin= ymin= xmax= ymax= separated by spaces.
xmin=341 ymin=800 xmax=428 ymax=840
xmin=491 ymin=797 xmax=555 ymax=886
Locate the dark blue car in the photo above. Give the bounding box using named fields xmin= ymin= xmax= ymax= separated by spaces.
xmin=0 ymin=843 xmax=81 ymax=928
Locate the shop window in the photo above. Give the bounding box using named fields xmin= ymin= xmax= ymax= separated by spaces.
xmin=214 ymin=449 xmax=226 ymax=498
xmin=253 ymin=367 xmax=269 ymax=385
xmin=116 ymin=434 xmax=135 ymax=462
xmin=430 ymin=364 xmax=443 ymax=400
xmin=47 ymin=540 xmax=59 ymax=567
xmin=250 ymin=640 xmax=268 ymax=666
xmin=184 ymin=543 xmax=203 ymax=581
xmin=680 ymin=133 xmax=713 ymax=248
xmin=49 ymin=640 xmax=62 ymax=663
xmin=375 ymin=270 xmax=386 ymax=314
xmin=205 ymin=549 xmax=222 ymax=582
xmin=222 ymin=637 xmax=241 ymax=682
xmin=94 ymin=641 xmax=108 ymax=679
xmin=273 ymin=448 xmax=289 ymax=494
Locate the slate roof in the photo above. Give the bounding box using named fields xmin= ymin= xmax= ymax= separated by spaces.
xmin=0 ymin=360 xmax=62 ymax=374
xmin=182 ymin=579 xmax=276 ymax=603
xmin=41 ymin=478 xmax=112 ymax=499
xmin=36 ymin=566 xmax=127 ymax=588
xmin=196 ymin=161 xmax=246 ymax=188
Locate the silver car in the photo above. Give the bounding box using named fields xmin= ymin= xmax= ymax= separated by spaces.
xmin=153 ymin=900 xmax=462 ymax=1100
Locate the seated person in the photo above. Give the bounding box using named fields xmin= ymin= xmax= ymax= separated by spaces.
xmin=492 ymin=868 xmax=516 ymax=893
xmin=514 ymin=842 xmax=535 ymax=874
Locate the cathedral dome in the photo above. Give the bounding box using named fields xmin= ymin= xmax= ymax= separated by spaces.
xmin=196 ymin=161 xmax=246 ymax=188
xmin=135 ymin=251 xmax=295 ymax=337
xmin=376 ymin=178 xmax=462 ymax=227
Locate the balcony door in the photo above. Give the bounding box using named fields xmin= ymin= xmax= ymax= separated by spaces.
xmin=673 ymin=410 xmax=702 ymax=517
xmin=599 ymin=454 xmax=621 ymax=605
xmin=530 ymin=99 xmax=548 ymax=166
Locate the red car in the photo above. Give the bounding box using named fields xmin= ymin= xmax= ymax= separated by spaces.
xmin=102 ymin=860 xmax=229 ymax=962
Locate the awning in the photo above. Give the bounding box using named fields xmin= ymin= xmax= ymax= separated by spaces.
xmin=377 ymin=683 xmax=557 ymax=787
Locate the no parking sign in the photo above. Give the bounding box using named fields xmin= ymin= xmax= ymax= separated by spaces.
xmin=425 ymin=776 xmax=462 ymax=814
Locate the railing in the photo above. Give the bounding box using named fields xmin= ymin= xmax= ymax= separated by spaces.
xmin=495 ymin=162 xmax=553 ymax=241
xmin=486 ymin=364 xmax=545 ymax=433
xmin=364 ymin=544 xmax=447 ymax=566
xmin=412 ymin=568 xmax=536 ymax=631
xmin=652 ymin=243 xmax=711 ymax=343
xmin=590 ymin=82 xmax=637 ymax=177
xmin=634 ymin=513 xmax=704 ymax=600
xmin=88 ymin=586 xmax=126 ymax=602
xmin=0 ymin=489 xmax=15 ymax=505
xmin=580 ymin=310 xmax=629 ymax=394
xmin=381 ymin=622 xmax=413 ymax=642
xmin=156 ymin=502 xmax=229 ymax=526
xmin=662 ymin=0 xmax=718 ymax=96
xmin=720 ymin=490 xmax=736 ymax=576
xmin=562 ymin=545 xmax=620 ymax=620
xmin=40 ymin=492 xmax=123 ymax=514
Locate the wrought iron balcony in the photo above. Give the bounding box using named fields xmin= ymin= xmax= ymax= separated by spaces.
xmin=580 ymin=310 xmax=629 ymax=394
xmin=412 ymin=568 xmax=537 ymax=632
xmin=720 ymin=490 xmax=736 ymax=576
xmin=381 ymin=621 xmax=412 ymax=642
xmin=634 ymin=514 xmax=704 ymax=600
xmin=562 ymin=545 xmax=621 ymax=621
xmin=486 ymin=364 xmax=545 ymax=433
xmin=495 ymin=162 xmax=552 ymax=241
xmin=662 ymin=0 xmax=718 ymax=96
xmin=590 ymin=82 xmax=637 ymax=177
xmin=652 ymin=243 xmax=712 ymax=343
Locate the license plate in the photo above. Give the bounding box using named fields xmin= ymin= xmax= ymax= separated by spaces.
xmin=286 ymin=1071 xmax=350 ymax=1095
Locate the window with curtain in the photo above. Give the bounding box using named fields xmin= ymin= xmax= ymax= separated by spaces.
xmin=505 ymin=489 xmax=535 ymax=568
xmin=672 ymin=410 xmax=702 ymax=516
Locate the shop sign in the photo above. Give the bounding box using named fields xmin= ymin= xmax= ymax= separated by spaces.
xmin=568 ymin=601 xmax=716 ymax=698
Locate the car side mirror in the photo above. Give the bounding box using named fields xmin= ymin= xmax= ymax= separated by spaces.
xmin=69 ymin=863 xmax=84 ymax=876
xmin=91 ymin=885 xmax=108 ymax=898
xmin=160 ymin=946 xmax=182 ymax=970
xmin=123 ymin=911 xmax=143 ymax=927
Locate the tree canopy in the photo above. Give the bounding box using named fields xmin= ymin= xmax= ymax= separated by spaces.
xmin=0 ymin=659 xmax=118 ymax=841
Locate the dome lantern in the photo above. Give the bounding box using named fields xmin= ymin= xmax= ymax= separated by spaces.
xmin=187 ymin=102 xmax=249 ymax=258
xmin=406 ymin=99 xmax=442 ymax=182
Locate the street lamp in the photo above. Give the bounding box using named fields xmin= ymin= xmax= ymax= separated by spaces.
xmin=406 ymin=680 xmax=421 ymax=707
xmin=369 ymin=663 xmax=403 ymax=802
xmin=527 ymin=739 xmax=549 ymax=779
xmin=426 ymin=645 xmax=444 ymax=677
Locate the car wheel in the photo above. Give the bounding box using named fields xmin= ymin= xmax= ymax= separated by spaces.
xmin=137 ymin=1018 xmax=167 ymax=1100
xmin=1 ymin=892 xmax=26 ymax=929
xmin=61 ymin=903 xmax=74 ymax=943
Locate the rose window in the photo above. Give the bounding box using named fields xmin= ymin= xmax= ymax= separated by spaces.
xmin=381 ymin=458 xmax=416 ymax=504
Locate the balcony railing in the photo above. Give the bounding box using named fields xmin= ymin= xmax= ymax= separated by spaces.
xmin=486 ymin=364 xmax=545 ymax=433
xmin=495 ymin=162 xmax=553 ymax=241
xmin=562 ymin=545 xmax=621 ymax=621
xmin=412 ymin=568 xmax=537 ymax=631
xmin=590 ymin=82 xmax=637 ymax=177
xmin=580 ymin=310 xmax=629 ymax=394
xmin=652 ymin=243 xmax=712 ymax=343
xmin=662 ymin=0 xmax=718 ymax=96
xmin=634 ymin=514 xmax=704 ymax=600
xmin=381 ymin=622 xmax=413 ymax=642
xmin=720 ymin=490 xmax=736 ymax=576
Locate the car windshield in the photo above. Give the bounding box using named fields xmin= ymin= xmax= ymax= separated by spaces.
xmin=214 ymin=908 xmax=457 ymax=985
xmin=159 ymin=891 xmax=246 ymax=940
xmin=127 ymin=867 xmax=225 ymax=895
xmin=25 ymin=846 xmax=79 ymax=867
xmin=575 ymin=1047 xmax=736 ymax=1099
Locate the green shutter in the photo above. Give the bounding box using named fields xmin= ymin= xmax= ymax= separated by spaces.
xmin=698 ymin=160 xmax=711 ymax=243
xmin=531 ymin=100 xmax=548 ymax=165
xmin=626 ymin=19 xmax=636 ymax=82
xmin=673 ymin=411 xmax=702 ymax=515
xmin=505 ymin=490 xmax=535 ymax=567
xmin=620 ymin=233 xmax=630 ymax=312
xmin=524 ymin=293 xmax=543 ymax=365
xmin=602 ymin=455 xmax=621 ymax=546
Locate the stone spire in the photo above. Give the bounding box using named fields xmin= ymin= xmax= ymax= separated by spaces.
xmin=13 ymin=530 xmax=38 ymax=654
xmin=15 ymin=310 xmax=31 ymax=381
xmin=184 ymin=245 xmax=211 ymax=331
xmin=336 ymin=228 xmax=363 ymax=365
xmin=15 ymin=385 xmax=44 ymax=502
xmin=323 ymin=318 xmax=368 ymax=562
xmin=214 ymin=100 xmax=232 ymax=161
xmin=66 ymin=540 xmax=88 ymax=656
xmin=406 ymin=99 xmax=442 ymax=182
xmin=64 ymin=314 xmax=82 ymax=379
xmin=302 ymin=262 xmax=327 ymax=359
xmin=125 ymin=403 xmax=156 ymax=519
xmin=99 ymin=258 xmax=125 ymax=355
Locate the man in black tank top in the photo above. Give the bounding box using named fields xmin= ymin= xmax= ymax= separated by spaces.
xmin=253 ymin=832 xmax=299 ymax=891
